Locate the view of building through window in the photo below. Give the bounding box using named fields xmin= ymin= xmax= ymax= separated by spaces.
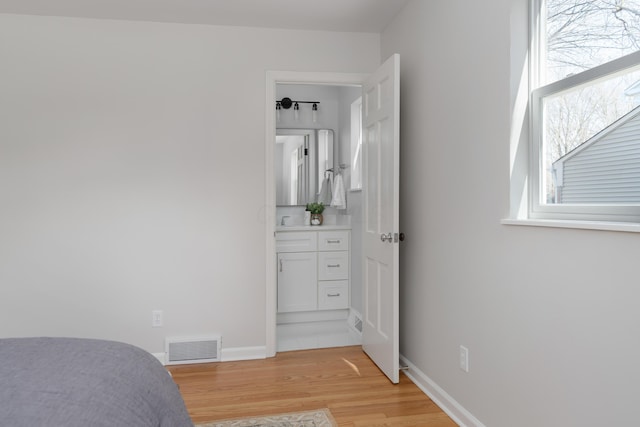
xmin=541 ymin=0 xmax=640 ymax=204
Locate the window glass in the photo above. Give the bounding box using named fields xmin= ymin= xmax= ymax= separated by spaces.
xmin=544 ymin=0 xmax=640 ymax=85
xmin=542 ymin=68 xmax=640 ymax=204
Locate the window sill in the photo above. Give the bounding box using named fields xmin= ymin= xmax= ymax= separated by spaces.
xmin=501 ymin=218 xmax=640 ymax=233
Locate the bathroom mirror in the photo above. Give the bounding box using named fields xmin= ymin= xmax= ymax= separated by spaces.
xmin=276 ymin=129 xmax=333 ymax=206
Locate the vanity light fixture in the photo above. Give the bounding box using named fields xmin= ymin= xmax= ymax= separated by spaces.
xmin=275 ymin=97 xmax=320 ymax=122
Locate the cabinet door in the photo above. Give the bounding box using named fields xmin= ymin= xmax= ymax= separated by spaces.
xmin=277 ymin=252 xmax=318 ymax=313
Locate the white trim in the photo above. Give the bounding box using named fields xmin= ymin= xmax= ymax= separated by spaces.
xmin=221 ymin=346 xmax=267 ymax=362
xmin=400 ymin=354 xmax=486 ymax=427
xmin=533 ymin=50 xmax=640 ymax=97
xmin=265 ymin=72 xmax=277 ymax=358
xmin=265 ymin=70 xmax=368 ymax=358
xmin=501 ymin=218 xmax=640 ymax=233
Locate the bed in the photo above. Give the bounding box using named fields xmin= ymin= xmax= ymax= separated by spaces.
xmin=0 ymin=337 xmax=194 ymax=427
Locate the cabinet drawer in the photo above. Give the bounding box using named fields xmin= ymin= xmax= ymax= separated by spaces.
xmin=318 ymin=251 xmax=349 ymax=280
xmin=318 ymin=281 xmax=349 ymax=310
xmin=275 ymin=232 xmax=317 ymax=252
xmin=318 ymin=231 xmax=349 ymax=251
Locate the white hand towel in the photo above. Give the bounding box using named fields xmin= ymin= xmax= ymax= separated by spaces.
xmin=317 ymin=177 xmax=332 ymax=205
xmin=331 ymin=174 xmax=347 ymax=210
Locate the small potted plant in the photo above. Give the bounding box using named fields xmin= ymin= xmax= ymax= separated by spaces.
xmin=306 ymin=202 xmax=325 ymax=226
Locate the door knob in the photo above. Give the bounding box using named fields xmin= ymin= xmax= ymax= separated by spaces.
xmin=380 ymin=233 xmax=393 ymax=242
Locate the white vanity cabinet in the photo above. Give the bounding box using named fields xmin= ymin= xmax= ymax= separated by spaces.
xmin=276 ymin=229 xmax=350 ymax=313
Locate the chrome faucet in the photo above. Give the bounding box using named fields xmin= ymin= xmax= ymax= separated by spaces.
xmin=280 ymin=216 xmax=291 ymax=226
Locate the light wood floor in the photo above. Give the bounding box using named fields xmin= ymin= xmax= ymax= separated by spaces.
xmin=168 ymin=345 xmax=456 ymax=426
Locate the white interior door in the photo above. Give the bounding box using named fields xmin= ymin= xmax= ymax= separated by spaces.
xmin=362 ymin=54 xmax=400 ymax=384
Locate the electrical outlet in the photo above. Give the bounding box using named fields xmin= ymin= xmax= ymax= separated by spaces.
xmin=459 ymin=345 xmax=469 ymax=372
xmin=152 ymin=310 xmax=163 ymax=327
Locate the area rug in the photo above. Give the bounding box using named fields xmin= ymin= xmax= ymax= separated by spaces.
xmin=195 ymin=408 xmax=337 ymax=427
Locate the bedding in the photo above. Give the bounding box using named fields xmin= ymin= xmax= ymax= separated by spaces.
xmin=0 ymin=337 xmax=193 ymax=427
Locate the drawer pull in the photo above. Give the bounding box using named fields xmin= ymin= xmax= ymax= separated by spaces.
xmin=327 ymin=264 xmax=341 ymax=268
xmin=327 ymin=293 xmax=341 ymax=297
xmin=326 ymin=239 xmax=341 ymax=244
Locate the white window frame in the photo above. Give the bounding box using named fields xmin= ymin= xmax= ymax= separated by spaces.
xmin=529 ymin=0 xmax=640 ymax=223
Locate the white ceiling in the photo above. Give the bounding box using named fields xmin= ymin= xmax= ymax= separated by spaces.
xmin=0 ymin=0 xmax=409 ymax=33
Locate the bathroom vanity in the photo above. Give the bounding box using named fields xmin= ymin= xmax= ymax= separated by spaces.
xmin=275 ymin=226 xmax=350 ymax=316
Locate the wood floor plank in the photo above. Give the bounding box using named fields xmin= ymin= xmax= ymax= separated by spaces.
xmin=168 ymin=345 xmax=456 ymax=426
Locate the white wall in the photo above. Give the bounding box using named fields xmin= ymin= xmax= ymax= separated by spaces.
xmin=383 ymin=1 xmax=640 ymax=426
xmin=0 ymin=13 xmax=379 ymax=356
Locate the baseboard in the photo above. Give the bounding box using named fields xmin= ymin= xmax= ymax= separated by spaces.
xmin=221 ymin=346 xmax=267 ymax=361
xmin=399 ymin=354 xmax=486 ymax=427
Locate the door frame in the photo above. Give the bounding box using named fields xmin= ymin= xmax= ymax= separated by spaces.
xmin=265 ymin=70 xmax=368 ymax=357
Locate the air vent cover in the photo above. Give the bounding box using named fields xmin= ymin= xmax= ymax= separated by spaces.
xmin=165 ymin=336 xmax=221 ymax=365
xmin=348 ymin=310 xmax=363 ymax=335
xmin=354 ymin=317 xmax=363 ymax=333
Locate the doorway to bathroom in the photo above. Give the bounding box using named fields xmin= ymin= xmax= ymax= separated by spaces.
xmin=272 ymin=81 xmax=364 ymax=353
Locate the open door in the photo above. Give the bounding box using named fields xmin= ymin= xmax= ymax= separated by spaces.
xmin=362 ymin=54 xmax=400 ymax=384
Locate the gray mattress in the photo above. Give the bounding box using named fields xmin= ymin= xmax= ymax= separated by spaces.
xmin=0 ymin=337 xmax=193 ymax=427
